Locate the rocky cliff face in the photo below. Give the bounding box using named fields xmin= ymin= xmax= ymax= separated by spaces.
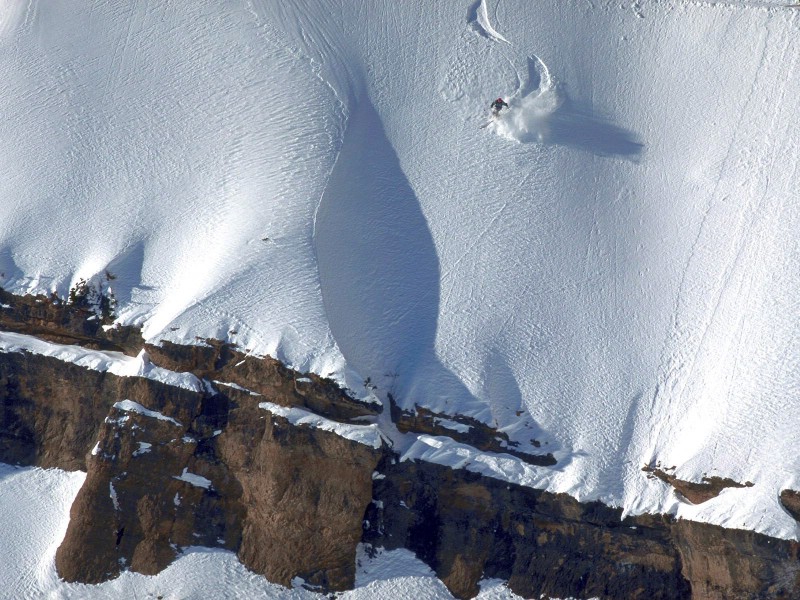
xmin=2 ymin=290 xmax=800 ymax=599
xmin=54 ymin=386 xmax=380 ymax=591
xmin=365 ymin=460 xmax=800 ymax=600
xmin=365 ymin=460 xmax=690 ymax=599
xmin=0 ymin=349 xmax=201 ymax=471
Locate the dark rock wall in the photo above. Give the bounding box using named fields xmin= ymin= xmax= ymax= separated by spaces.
xmin=217 ymin=394 xmax=381 ymax=591
xmin=12 ymin=352 xmax=383 ymax=592
xmin=0 ymin=350 xmax=200 ymax=470
xmin=145 ymin=339 xmax=380 ymax=422
xmin=364 ymin=460 xmax=800 ymax=600
xmin=365 ymin=460 xmax=691 ymax=599
xmin=0 ymin=288 xmax=143 ymax=354
xmin=55 ymin=400 xmax=234 ymax=583
xmin=672 ymin=521 xmax=800 ymax=600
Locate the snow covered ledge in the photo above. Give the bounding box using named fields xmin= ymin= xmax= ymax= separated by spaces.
xmin=0 ymin=331 xmax=203 ymax=392
xmin=258 ymin=401 xmax=385 ymax=449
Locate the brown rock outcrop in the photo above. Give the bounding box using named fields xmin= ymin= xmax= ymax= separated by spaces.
xmin=219 ymin=400 xmax=381 ymax=590
xmin=0 ymin=288 xmax=142 ymax=354
xmin=146 ymin=339 xmax=381 ymax=422
xmin=780 ymin=489 xmax=800 ymax=523
xmin=0 ymin=349 xmax=201 ymax=470
xmin=672 ymin=520 xmax=800 ymax=600
xmin=0 ymin=335 xmax=382 ymax=591
xmin=56 ymin=397 xmax=242 ymax=582
xmin=643 ymin=465 xmax=754 ymax=505
xmin=362 ymin=460 xmax=800 ymax=599
xmin=54 ymin=387 xmax=381 ymax=590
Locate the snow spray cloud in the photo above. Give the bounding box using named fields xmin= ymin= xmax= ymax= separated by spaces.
xmin=490 ymin=54 xmax=642 ymax=158
xmin=493 ymin=86 xmax=643 ymax=158
xmin=493 ymin=87 xmax=564 ymax=144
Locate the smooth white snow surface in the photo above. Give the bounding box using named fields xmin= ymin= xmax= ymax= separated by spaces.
xmin=0 ymin=463 xmax=524 ymax=599
xmin=0 ymin=0 xmax=798 ymax=540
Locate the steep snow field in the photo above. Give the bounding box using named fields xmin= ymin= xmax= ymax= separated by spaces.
xmin=1 ymin=0 xmax=800 ymax=561
xmin=0 ymin=463 xmax=529 ymax=599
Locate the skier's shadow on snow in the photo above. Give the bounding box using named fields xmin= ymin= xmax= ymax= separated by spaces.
xmin=541 ymin=97 xmax=644 ymax=159
xmin=510 ymin=56 xmax=643 ymax=159
xmin=314 ymin=96 xmax=488 ymax=417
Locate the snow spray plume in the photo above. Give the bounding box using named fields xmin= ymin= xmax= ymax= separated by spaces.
xmin=494 ymin=87 xmax=563 ymax=144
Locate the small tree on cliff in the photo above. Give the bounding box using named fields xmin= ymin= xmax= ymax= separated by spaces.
xmin=67 ymin=271 xmax=118 ymax=324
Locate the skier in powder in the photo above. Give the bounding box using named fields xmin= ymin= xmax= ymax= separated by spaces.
xmin=490 ymin=97 xmax=509 ymax=115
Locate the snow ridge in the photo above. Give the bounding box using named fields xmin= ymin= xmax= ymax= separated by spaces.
xmin=467 ymin=0 xmax=511 ymax=44
xmin=259 ymin=401 xmax=384 ymax=449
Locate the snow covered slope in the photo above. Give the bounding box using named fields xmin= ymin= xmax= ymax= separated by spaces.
xmin=1 ymin=0 xmax=799 ymax=540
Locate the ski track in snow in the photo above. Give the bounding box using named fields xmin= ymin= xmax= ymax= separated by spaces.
xmin=467 ymin=0 xmax=511 ymax=44
xmin=0 ymin=3 xmax=799 ymax=585
xmin=635 ymin=10 xmax=800 ymax=533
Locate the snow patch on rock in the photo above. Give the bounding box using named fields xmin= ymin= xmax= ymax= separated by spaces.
xmin=132 ymin=442 xmax=152 ymax=457
xmin=173 ymin=468 xmax=212 ymax=490
xmin=259 ymin=402 xmax=384 ymax=449
xmin=113 ymin=400 xmax=182 ymax=427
